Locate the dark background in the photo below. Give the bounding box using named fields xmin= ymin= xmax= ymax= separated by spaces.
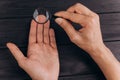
xmin=0 ymin=0 xmax=120 ymax=80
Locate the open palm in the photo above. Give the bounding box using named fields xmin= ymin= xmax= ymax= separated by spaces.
xmin=7 ymin=16 xmax=59 ymax=80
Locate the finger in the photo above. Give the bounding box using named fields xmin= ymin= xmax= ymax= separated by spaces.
xmin=49 ymin=28 xmax=57 ymax=48
xmin=6 ymin=43 xmax=26 ymax=64
xmin=55 ymin=11 xmax=88 ymax=27
xmin=29 ymin=20 xmax=37 ymax=44
xmin=43 ymin=20 xmax=50 ymax=44
xmin=55 ymin=18 xmax=77 ymax=40
xmin=37 ymin=15 xmax=46 ymax=43
xmin=67 ymin=3 xmax=93 ymax=16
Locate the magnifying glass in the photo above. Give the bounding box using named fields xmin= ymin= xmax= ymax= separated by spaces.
xmin=33 ymin=8 xmax=58 ymax=24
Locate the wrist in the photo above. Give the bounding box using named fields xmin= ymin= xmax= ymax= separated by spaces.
xmin=86 ymin=43 xmax=107 ymax=57
xmin=87 ymin=43 xmax=118 ymax=63
xmin=87 ymin=44 xmax=120 ymax=80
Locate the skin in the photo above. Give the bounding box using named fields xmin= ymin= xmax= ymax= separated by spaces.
xmin=7 ymin=16 xmax=59 ymax=80
xmin=55 ymin=3 xmax=120 ymax=80
xmin=6 ymin=3 xmax=120 ymax=80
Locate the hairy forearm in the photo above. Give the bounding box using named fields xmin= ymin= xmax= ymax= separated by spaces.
xmin=89 ymin=44 xmax=120 ymax=80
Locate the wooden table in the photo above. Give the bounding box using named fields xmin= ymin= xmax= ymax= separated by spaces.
xmin=0 ymin=0 xmax=120 ymax=80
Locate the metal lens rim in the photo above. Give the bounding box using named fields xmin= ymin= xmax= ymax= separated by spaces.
xmin=33 ymin=7 xmax=51 ymax=24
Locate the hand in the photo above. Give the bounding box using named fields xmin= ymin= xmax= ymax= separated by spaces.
xmin=7 ymin=16 xmax=59 ymax=80
xmin=55 ymin=3 xmax=120 ymax=80
xmin=55 ymin=3 xmax=105 ymax=55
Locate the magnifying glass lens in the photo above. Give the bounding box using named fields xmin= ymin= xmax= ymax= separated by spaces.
xmin=33 ymin=8 xmax=50 ymax=24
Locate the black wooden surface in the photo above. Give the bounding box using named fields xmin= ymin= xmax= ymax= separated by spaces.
xmin=0 ymin=0 xmax=120 ymax=80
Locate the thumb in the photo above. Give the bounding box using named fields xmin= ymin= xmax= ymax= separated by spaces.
xmin=6 ymin=43 xmax=26 ymax=65
xmin=55 ymin=18 xmax=77 ymax=40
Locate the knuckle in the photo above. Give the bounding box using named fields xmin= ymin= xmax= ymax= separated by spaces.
xmin=18 ymin=58 xmax=26 ymax=68
xmin=18 ymin=61 xmax=24 ymax=68
xmin=70 ymin=35 xmax=79 ymax=42
xmin=30 ymin=34 xmax=35 ymax=37
xmin=75 ymin=3 xmax=81 ymax=7
xmin=44 ymin=34 xmax=48 ymax=37
xmin=92 ymin=13 xmax=100 ymax=19
xmin=94 ymin=13 xmax=99 ymax=19
xmin=87 ymin=17 xmax=96 ymax=25
xmin=90 ymin=18 xmax=96 ymax=23
xmin=69 ymin=13 xmax=74 ymax=20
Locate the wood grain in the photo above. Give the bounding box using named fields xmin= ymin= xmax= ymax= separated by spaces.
xmin=0 ymin=13 xmax=120 ymax=47
xmin=0 ymin=0 xmax=120 ymax=80
xmin=0 ymin=0 xmax=120 ymax=18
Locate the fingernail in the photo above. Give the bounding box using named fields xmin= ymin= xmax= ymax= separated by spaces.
xmin=6 ymin=43 xmax=11 ymax=47
xmin=55 ymin=18 xmax=63 ymax=24
xmin=54 ymin=12 xmax=59 ymax=16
